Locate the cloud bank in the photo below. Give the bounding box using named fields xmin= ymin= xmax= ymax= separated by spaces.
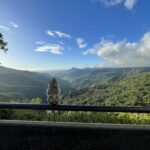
xmin=83 ymin=32 xmax=150 ymax=67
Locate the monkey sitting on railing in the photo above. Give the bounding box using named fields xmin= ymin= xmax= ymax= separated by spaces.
xmin=46 ymin=78 xmax=61 ymax=105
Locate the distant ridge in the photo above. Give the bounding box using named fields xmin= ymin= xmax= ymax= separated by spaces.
xmin=0 ymin=66 xmax=72 ymax=101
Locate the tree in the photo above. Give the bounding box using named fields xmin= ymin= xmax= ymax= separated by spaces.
xmin=31 ymin=97 xmax=42 ymax=104
xmin=0 ymin=33 xmax=8 ymax=53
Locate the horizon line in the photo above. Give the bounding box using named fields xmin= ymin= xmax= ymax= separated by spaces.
xmin=0 ymin=65 xmax=150 ymax=72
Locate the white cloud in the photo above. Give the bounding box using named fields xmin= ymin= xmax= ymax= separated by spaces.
xmin=9 ymin=21 xmax=19 ymax=28
xmin=100 ymin=0 xmax=123 ymax=6
xmin=35 ymin=44 xmax=63 ymax=55
xmin=35 ymin=41 xmax=45 ymax=45
xmin=0 ymin=21 xmax=19 ymax=33
xmin=98 ymin=0 xmax=137 ymax=10
xmin=124 ymin=0 xmax=137 ymax=10
xmin=54 ymin=31 xmax=71 ymax=38
xmin=46 ymin=30 xmax=55 ymax=37
xmin=76 ymin=38 xmax=88 ymax=48
xmin=46 ymin=30 xmax=71 ymax=39
xmin=0 ymin=25 xmax=10 ymax=31
xmin=83 ymin=32 xmax=150 ymax=67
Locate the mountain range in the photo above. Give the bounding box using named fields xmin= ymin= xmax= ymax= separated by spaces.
xmin=0 ymin=66 xmax=149 ymax=105
xmin=0 ymin=66 xmax=72 ymax=102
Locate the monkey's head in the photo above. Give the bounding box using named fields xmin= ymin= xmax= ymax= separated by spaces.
xmin=50 ymin=78 xmax=57 ymax=86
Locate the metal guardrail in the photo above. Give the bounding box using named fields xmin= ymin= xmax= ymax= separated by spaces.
xmin=0 ymin=103 xmax=150 ymax=113
xmin=1 ymin=104 xmax=150 ymax=150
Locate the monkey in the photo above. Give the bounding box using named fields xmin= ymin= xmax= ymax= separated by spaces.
xmin=46 ymin=78 xmax=61 ymax=105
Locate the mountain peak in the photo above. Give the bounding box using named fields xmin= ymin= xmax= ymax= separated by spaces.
xmin=70 ymin=67 xmax=80 ymax=71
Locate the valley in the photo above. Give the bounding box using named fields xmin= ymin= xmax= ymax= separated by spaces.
xmin=0 ymin=66 xmax=149 ymax=106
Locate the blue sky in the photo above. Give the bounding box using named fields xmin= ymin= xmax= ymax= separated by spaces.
xmin=0 ymin=0 xmax=150 ymax=70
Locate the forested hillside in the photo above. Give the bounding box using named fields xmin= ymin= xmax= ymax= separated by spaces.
xmin=0 ymin=66 xmax=72 ymax=102
xmin=47 ymin=67 xmax=150 ymax=89
xmin=0 ymin=66 xmax=150 ymax=106
xmin=0 ymin=66 xmax=150 ymax=124
xmin=62 ymin=72 xmax=150 ymax=106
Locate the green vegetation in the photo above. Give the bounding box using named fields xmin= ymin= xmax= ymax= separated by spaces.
xmin=0 ymin=66 xmax=150 ymax=124
xmin=1 ymin=109 xmax=150 ymax=125
xmin=31 ymin=97 xmax=42 ymax=104
xmin=0 ymin=33 xmax=8 ymax=53
xmin=47 ymin=67 xmax=150 ymax=88
xmin=63 ymin=72 xmax=150 ymax=106
xmin=0 ymin=66 xmax=72 ymax=101
xmin=0 ymin=66 xmax=149 ymax=103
